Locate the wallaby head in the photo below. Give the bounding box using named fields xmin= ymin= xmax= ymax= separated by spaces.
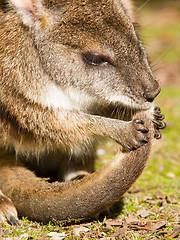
xmin=7 ymin=0 xmax=160 ymax=115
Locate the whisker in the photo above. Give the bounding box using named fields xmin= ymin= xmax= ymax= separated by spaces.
xmin=151 ymin=45 xmax=175 ymax=67
xmin=117 ymin=105 xmax=122 ymax=119
xmin=136 ymin=0 xmax=151 ymax=13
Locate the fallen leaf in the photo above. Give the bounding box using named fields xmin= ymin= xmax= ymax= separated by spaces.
xmin=151 ymin=221 xmax=166 ymax=231
xmin=169 ymin=226 xmax=180 ymax=238
xmin=19 ymin=234 xmax=32 ymax=239
xmin=111 ymin=227 xmax=126 ymax=238
xmin=125 ymin=214 xmax=139 ymax=224
xmin=146 ymin=221 xmax=152 ymax=229
xmin=100 ymin=238 xmax=112 ymax=240
xmin=47 ymin=232 xmax=66 ymax=240
xmin=73 ymin=226 xmax=89 ymax=236
xmin=104 ymin=219 xmax=123 ymax=228
xmin=136 ymin=209 xmax=154 ymax=218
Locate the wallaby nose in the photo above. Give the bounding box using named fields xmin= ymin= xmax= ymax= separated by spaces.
xmin=143 ymin=82 xmax=161 ymax=102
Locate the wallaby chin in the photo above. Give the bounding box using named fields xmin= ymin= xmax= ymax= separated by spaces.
xmin=0 ymin=0 xmax=165 ymax=224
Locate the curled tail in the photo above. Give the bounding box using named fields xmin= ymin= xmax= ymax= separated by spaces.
xmin=0 ymin=111 xmax=154 ymax=223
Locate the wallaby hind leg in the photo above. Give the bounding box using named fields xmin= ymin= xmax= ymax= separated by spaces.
xmin=0 ymin=155 xmax=20 ymax=225
xmin=0 ymin=190 xmax=19 ymax=225
xmin=22 ymin=146 xmax=96 ymax=182
xmin=0 ymin=156 xmax=46 ymax=225
xmin=59 ymin=144 xmax=96 ymax=181
xmin=0 ymin=145 xmax=95 ymax=225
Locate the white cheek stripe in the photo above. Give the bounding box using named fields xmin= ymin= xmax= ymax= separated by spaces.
xmin=40 ymin=84 xmax=75 ymax=110
xmin=108 ymin=94 xmax=152 ymax=110
xmin=109 ymin=94 xmax=133 ymax=106
xmin=38 ymin=83 xmax=94 ymax=111
xmin=37 ymin=82 xmax=152 ymax=112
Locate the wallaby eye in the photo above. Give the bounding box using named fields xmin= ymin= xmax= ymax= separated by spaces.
xmin=83 ymin=52 xmax=109 ymax=66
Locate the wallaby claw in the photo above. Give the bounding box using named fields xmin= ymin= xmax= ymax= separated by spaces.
xmin=154 ymin=129 xmax=162 ymax=139
xmin=152 ymin=119 xmax=166 ymax=129
xmin=153 ymin=112 xmax=165 ymax=120
xmin=152 ymin=106 xmax=166 ymax=139
xmin=154 ymin=106 xmax=161 ymax=113
xmin=9 ymin=216 xmax=20 ymax=226
xmin=0 ymin=191 xmax=20 ymax=226
xmin=144 ymin=136 xmax=150 ymax=142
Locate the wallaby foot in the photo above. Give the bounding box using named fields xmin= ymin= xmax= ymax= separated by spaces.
xmin=0 ymin=191 xmax=19 ymax=226
xmin=64 ymin=170 xmax=90 ymax=181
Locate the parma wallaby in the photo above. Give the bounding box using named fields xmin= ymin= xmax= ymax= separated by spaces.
xmin=0 ymin=0 xmax=165 ymax=225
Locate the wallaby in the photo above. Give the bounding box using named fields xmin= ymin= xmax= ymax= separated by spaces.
xmin=0 ymin=0 xmax=165 ymax=225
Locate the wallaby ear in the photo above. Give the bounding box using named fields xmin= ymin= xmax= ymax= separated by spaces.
xmin=10 ymin=0 xmax=36 ymax=13
xmin=9 ymin=0 xmax=45 ymax=26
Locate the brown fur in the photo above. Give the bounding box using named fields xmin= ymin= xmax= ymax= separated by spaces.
xmin=0 ymin=0 xmax=164 ymax=224
xmin=0 ymin=112 xmax=153 ymax=223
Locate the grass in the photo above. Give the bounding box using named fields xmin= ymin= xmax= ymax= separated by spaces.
xmin=136 ymin=87 xmax=180 ymax=191
xmin=1 ymin=2 xmax=180 ymax=239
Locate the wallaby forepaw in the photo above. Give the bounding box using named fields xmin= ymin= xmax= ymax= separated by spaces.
xmin=152 ymin=106 xmax=166 ymax=139
xmin=0 ymin=191 xmax=19 ymax=226
xmin=122 ymin=119 xmax=149 ymax=152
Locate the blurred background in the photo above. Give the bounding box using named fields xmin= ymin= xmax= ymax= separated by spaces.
xmin=134 ymin=0 xmax=180 ymax=188
xmin=137 ymin=0 xmax=180 ymax=87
